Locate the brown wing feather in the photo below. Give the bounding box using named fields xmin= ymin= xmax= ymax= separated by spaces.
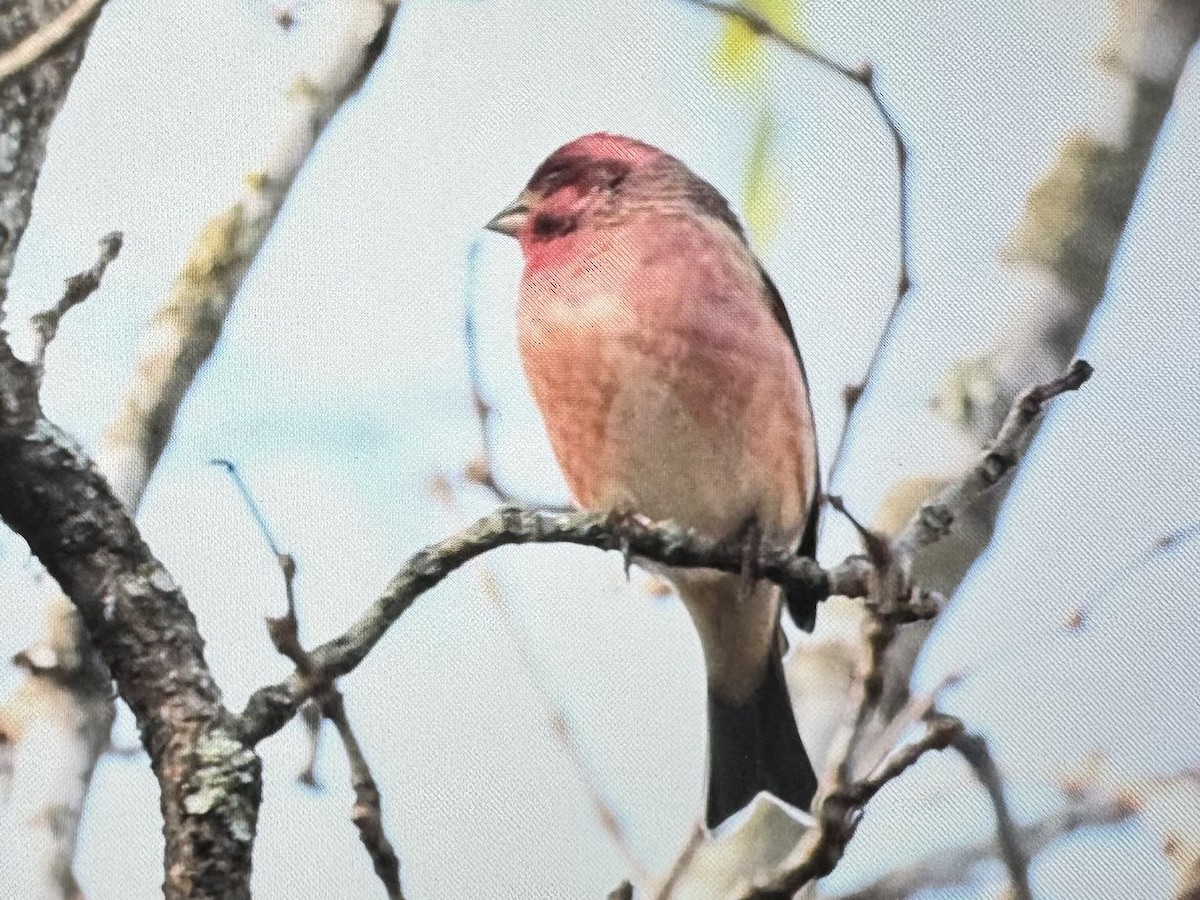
xmin=758 ymin=263 xmax=823 ymax=632
xmin=691 ymin=178 xmax=823 ymax=629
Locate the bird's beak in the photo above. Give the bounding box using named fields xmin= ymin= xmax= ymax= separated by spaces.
xmin=485 ymin=191 xmax=533 ymax=237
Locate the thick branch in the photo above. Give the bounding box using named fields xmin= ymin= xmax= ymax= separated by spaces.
xmin=94 ymin=0 xmax=400 ymax=511
xmin=0 ymin=350 xmax=258 ymax=898
xmin=0 ymin=1 xmax=405 ymax=896
xmin=0 ymin=4 xmax=111 ymax=897
xmin=0 ymin=0 xmax=107 ymax=84
xmin=0 ymin=0 xmax=97 ymax=309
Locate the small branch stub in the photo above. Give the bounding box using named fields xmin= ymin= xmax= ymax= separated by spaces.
xmin=29 ymin=231 xmax=123 ymax=375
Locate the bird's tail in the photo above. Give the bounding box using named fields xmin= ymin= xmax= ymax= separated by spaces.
xmin=705 ymin=649 xmax=819 ymax=829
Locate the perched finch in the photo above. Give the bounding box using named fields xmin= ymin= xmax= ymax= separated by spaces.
xmin=487 ymin=133 xmax=821 ymax=828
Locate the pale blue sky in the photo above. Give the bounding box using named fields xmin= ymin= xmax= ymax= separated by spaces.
xmin=2 ymin=0 xmax=1198 ymax=897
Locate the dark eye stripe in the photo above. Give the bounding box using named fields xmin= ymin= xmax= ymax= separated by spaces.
xmin=532 ymin=213 xmax=578 ymax=238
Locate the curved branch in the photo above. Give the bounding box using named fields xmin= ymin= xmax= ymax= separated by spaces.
xmin=237 ymin=509 xmax=877 ymax=745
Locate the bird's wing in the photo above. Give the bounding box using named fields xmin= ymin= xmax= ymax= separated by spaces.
xmin=757 ymin=263 xmax=823 ymax=632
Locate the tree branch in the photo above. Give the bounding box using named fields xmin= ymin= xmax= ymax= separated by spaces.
xmin=953 ymin=732 xmax=1031 ymax=900
xmin=0 ymin=0 xmax=107 ymax=84
xmin=221 ymin=460 xmax=406 ymax=899
xmin=0 ymin=0 xmax=406 ymax=895
xmin=431 ymin=476 xmax=650 ymax=885
xmin=831 ymin=790 xmax=1133 ymax=900
xmin=895 ymin=359 xmax=1092 ymax=556
xmin=0 ymin=348 xmax=260 ymax=899
xmin=28 ymin=230 xmax=121 ymax=374
xmin=734 ymin=713 xmax=964 ymax=899
xmin=676 ymin=0 xmax=912 ymax=489
xmin=237 ymin=508 xmax=878 ymax=744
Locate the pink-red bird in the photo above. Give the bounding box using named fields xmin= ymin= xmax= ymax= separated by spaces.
xmin=487 ymin=133 xmax=821 ymax=828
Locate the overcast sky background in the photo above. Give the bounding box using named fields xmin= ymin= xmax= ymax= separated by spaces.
xmin=2 ymin=0 xmax=1199 ymax=897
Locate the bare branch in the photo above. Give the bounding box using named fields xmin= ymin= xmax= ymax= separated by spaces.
xmin=221 ymin=459 xmax=406 ymax=899
xmin=29 ymin=231 xmax=122 ymax=374
xmin=734 ymin=713 xmax=964 ymax=899
xmin=431 ymin=477 xmax=651 ymax=884
xmin=651 ymin=823 xmax=705 ymax=900
xmin=831 ymin=790 xmax=1133 ymax=900
xmin=241 ymin=362 xmax=1088 ymax=753
xmin=237 ymin=508 xmax=876 ymax=744
xmin=324 ymin=691 xmax=404 ymax=900
xmin=676 ymin=0 xmax=912 ymax=492
xmin=93 ymin=0 xmax=401 ymax=513
xmin=459 ymin=239 xmax=572 ymax=511
xmin=953 ymin=732 xmax=1031 ymax=900
xmin=460 ymin=237 xmax=519 ymax=503
xmin=0 ymin=0 xmax=108 ymax=84
xmin=679 ymin=0 xmax=861 ymax=80
xmin=895 ymin=359 xmax=1092 ymax=555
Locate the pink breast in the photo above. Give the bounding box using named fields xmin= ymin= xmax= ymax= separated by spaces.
xmin=515 ymin=212 xmax=816 ymax=529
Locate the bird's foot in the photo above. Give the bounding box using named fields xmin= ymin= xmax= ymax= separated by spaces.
xmin=735 ymin=515 xmax=763 ymax=603
xmin=604 ymin=505 xmax=654 ymax=581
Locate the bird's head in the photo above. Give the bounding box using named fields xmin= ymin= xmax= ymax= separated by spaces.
xmin=485 ymin=133 xmax=674 ymax=249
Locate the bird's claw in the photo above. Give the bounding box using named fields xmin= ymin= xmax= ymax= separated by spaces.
xmin=737 ymin=516 xmax=763 ymax=602
xmin=605 ymin=506 xmax=649 ymax=581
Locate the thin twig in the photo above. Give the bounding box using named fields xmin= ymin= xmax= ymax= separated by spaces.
xmin=460 ymin=238 xmax=572 ymax=511
xmin=921 ymin=517 xmax=1200 ymax=685
xmin=832 ymin=790 xmax=1131 ymax=900
xmin=217 ymin=460 xmax=405 ymax=899
xmin=895 ymin=359 xmax=1093 ymax=555
xmin=735 ymin=713 xmax=963 ymax=900
xmin=431 ymin=476 xmax=651 ymax=886
xmin=461 ymin=237 xmax=520 ymax=502
xmin=324 ymin=690 xmax=404 ymax=900
xmin=210 ymin=459 xmax=285 ymax=557
xmin=0 ymin=0 xmax=109 ymax=84
xmin=678 ymin=0 xmax=912 ymax=493
xmin=29 ymin=231 xmax=122 ymax=375
xmin=851 ymin=674 xmax=960 ymax=781
xmin=652 ymin=822 xmax=705 ymax=900
xmin=211 ymin=458 xmax=297 ymax=619
xmin=817 ymin=494 xmax=945 ymax=798
xmin=953 ymin=732 xmax=1032 ymax=900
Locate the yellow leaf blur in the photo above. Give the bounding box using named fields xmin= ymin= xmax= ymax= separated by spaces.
xmin=711 ymin=0 xmax=805 ymax=86
xmin=742 ymin=109 xmax=784 ymax=247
